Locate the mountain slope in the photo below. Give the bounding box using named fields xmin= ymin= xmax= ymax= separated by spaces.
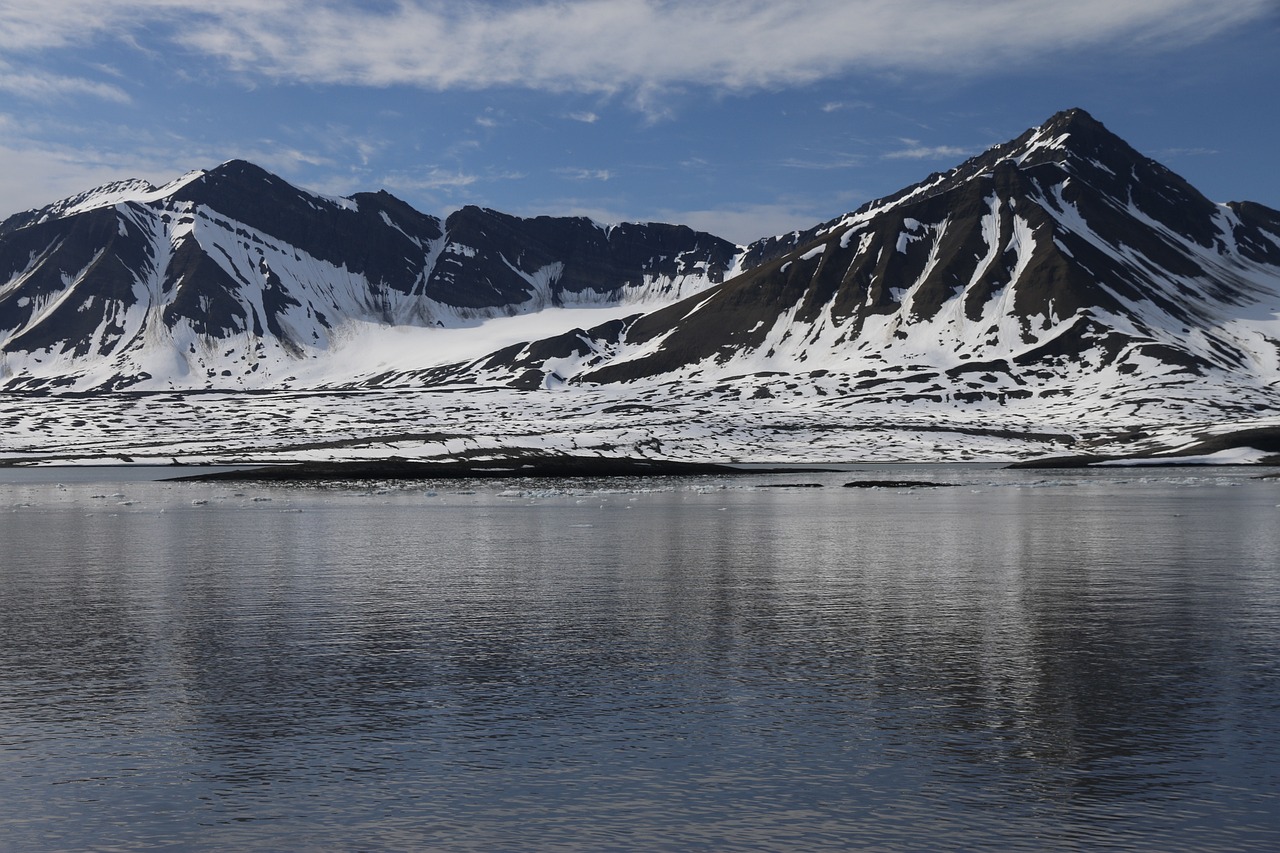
xmin=442 ymin=109 xmax=1280 ymax=429
xmin=0 ymin=162 xmax=742 ymax=390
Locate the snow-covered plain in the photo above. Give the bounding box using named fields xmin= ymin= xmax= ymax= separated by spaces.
xmin=3 ymin=374 xmax=1278 ymax=467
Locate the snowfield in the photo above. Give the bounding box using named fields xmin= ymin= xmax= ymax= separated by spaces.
xmin=2 ymin=378 xmax=1278 ymax=467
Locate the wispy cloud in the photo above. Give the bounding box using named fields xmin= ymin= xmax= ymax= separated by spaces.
xmin=0 ymin=142 xmax=135 ymax=214
xmin=385 ymin=168 xmax=479 ymax=192
xmin=565 ymin=111 xmax=600 ymax=124
xmin=1156 ymin=147 xmax=1221 ymax=158
xmin=2 ymin=1 xmax=1273 ymax=104
xmin=883 ymin=143 xmax=972 ymax=161
xmin=556 ymin=167 xmax=613 ymax=181
xmin=821 ymin=100 xmax=869 ymax=113
xmin=783 ymin=153 xmax=865 ymax=170
xmin=0 ymin=115 xmax=220 ymax=213
xmin=381 ymin=166 xmax=526 ymax=196
xmin=0 ymin=62 xmax=130 ymax=103
xmin=236 ymin=145 xmax=334 ymax=173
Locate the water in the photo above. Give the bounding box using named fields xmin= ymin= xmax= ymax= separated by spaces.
xmin=2 ymin=466 xmax=1278 ymax=851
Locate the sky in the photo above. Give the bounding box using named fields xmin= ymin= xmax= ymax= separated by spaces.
xmin=1 ymin=0 xmax=1278 ymax=244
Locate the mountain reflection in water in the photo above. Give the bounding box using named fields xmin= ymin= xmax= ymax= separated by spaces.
xmin=1 ymin=467 xmax=1278 ymax=851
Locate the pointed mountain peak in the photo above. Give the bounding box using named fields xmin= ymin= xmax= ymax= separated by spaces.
xmin=836 ymin=107 xmax=1210 ymax=232
xmin=203 ymin=159 xmax=279 ymax=182
xmin=983 ymin=107 xmax=1140 ymax=175
xmin=170 ymin=159 xmax=357 ymax=214
xmin=1027 ymin=108 xmax=1137 ymax=161
xmin=182 ymin=159 xmax=290 ymax=195
xmin=1040 ymin=106 xmax=1107 ymax=134
xmin=1004 ymin=108 xmax=1216 ymax=224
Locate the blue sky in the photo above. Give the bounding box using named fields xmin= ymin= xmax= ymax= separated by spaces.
xmin=1 ymin=0 xmax=1278 ymax=243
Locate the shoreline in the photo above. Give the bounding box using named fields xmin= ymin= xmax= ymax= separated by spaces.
xmin=166 ymin=456 xmax=846 ymax=482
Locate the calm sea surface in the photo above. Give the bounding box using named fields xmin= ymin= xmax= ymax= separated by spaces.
xmin=1 ymin=465 xmax=1278 ymax=851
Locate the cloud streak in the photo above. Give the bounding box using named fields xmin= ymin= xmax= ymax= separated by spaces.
xmin=0 ymin=61 xmax=130 ymax=103
xmin=2 ymin=1 xmax=1275 ymax=101
xmin=884 ymin=144 xmax=972 ymax=161
xmin=379 ymin=166 xmax=527 ymax=197
xmin=556 ymin=167 xmax=613 ymax=181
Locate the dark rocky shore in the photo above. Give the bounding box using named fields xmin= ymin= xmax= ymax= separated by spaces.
xmin=842 ymin=480 xmax=955 ymax=488
xmin=168 ymin=455 xmax=838 ymax=482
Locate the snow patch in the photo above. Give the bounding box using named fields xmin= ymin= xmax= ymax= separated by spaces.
xmin=1095 ymin=447 xmax=1274 ymax=466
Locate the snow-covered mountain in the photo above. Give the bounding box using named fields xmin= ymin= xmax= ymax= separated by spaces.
xmin=0 ymin=160 xmax=741 ymax=389
xmin=429 ymin=109 xmax=1280 ymax=425
xmin=2 ymin=108 xmax=1279 ymax=464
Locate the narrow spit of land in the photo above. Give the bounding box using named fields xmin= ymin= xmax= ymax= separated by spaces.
xmin=167 ymin=455 xmax=843 ymax=482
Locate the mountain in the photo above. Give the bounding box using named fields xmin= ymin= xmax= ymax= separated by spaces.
xmin=0 ymin=161 xmax=741 ymax=390
xmin=2 ymin=108 xmax=1279 ymax=464
xmin=430 ymin=109 xmax=1280 ymax=430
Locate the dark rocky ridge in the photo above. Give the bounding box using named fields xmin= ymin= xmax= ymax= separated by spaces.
xmin=426 ymin=207 xmax=739 ymax=308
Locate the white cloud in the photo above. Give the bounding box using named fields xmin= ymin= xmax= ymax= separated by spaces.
xmin=783 ymin=153 xmax=865 ymax=170
xmin=1 ymin=1 xmax=1273 ymax=101
xmin=884 ymin=144 xmax=972 ymax=161
xmin=0 ymin=112 xmax=363 ymax=217
xmin=1157 ymin=147 xmax=1221 ymax=158
xmin=565 ymin=111 xmax=600 ymax=124
xmin=385 ymin=168 xmax=480 ymax=192
xmin=0 ymin=62 xmax=130 ymax=103
xmin=821 ymin=100 xmax=869 ymax=114
xmin=237 ymin=145 xmax=334 ymax=173
xmin=0 ymin=1 xmax=266 ymax=50
xmin=556 ymin=168 xmax=613 ymax=181
xmin=0 ymin=138 xmax=176 ymax=215
xmin=379 ymin=166 xmax=526 ymax=197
